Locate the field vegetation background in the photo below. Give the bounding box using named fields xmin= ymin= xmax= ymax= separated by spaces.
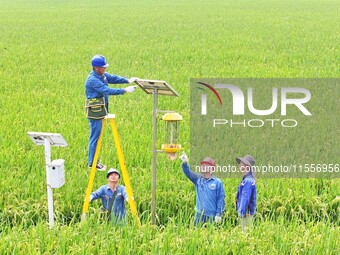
xmin=0 ymin=0 xmax=339 ymax=254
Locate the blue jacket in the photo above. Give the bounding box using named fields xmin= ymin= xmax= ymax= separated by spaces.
xmin=90 ymin=184 xmax=128 ymax=219
xmin=85 ymin=70 xmax=129 ymax=111
xmin=236 ymin=173 xmax=257 ymax=217
xmin=182 ymin=163 xmax=225 ymax=217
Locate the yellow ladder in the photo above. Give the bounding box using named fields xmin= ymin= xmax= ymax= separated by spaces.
xmin=81 ymin=114 xmax=140 ymax=226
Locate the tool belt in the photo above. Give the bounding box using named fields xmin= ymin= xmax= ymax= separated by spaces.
xmin=85 ymin=97 xmax=107 ymax=119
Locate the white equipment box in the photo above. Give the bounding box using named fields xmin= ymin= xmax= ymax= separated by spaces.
xmin=47 ymin=159 xmax=65 ymax=188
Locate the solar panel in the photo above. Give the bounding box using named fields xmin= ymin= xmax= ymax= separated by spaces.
xmin=135 ymin=79 xmax=179 ymax=96
xmin=27 ymin=132 xmax=68 ymax=147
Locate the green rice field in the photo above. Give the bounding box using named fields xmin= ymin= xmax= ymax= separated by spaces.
xmin=0 ymin=0 xmax=339 ymax=254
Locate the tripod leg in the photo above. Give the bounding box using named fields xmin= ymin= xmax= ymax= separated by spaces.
xmin=109 ymin=118 xmax=141 ymax=227
xmin=82 ymin=119 xmax=106 ymax=221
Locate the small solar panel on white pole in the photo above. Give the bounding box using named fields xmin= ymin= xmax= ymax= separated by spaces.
xmin=27 ymin=132 xmax=68 ymax=228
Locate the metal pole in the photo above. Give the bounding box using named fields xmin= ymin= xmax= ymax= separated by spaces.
xmin=44 ymin=138 xmax=54 ymax=228
xmin=151 ymin=89 xmax=158 ymax=224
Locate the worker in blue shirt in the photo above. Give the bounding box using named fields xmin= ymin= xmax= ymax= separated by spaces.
xmin=180 ymin=152 xmax=225 ymax=226
xmin=235 ymin=155 xmax=257 ymax=231
xmin=85 ymin=54 xmax=139 ymax=171
xmin=90 ymin=168 xmax=128 ymax=223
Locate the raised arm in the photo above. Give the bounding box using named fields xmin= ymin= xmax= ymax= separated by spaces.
xmin=105 ymin=73 xmax=129 ymax=84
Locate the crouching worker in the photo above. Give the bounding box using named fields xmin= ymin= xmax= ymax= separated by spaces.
xmin=180 ymin=152 xmax=225 ymax=226
xmin=236 ymin=155 xmax=257 ymax=232
xmin=90 ymin=168 xmax=128 ymax=224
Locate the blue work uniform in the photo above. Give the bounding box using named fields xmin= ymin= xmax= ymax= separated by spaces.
xmin=236 ymin=173 xmax=257 ymax=217
xmin=182 ymin=163 xmax=225 ymax=225
xmin=90 ymin=184 xmax=128 ymax=222
xmin=85 ymin=70 xmax=129 ymax=166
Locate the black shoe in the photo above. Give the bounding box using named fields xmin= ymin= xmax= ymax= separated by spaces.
xmin=89 ymin=163 xmax=107 ymax=171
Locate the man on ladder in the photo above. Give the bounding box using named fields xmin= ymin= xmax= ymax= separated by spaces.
xmin=85 ymin=54 xmax=138 ymax=171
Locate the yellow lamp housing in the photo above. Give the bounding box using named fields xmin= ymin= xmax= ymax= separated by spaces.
xmin=161 ymin=112 xmax=182 ymax=154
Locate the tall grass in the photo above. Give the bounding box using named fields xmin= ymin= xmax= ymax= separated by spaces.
xmin=0 ymin=0 xmax=339 ymax=254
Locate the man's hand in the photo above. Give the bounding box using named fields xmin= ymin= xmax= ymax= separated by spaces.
xmin=179 ymin=152 xmax=188 ymax=164
xmin=215 ymin=215 xmax=222 ymax=224
xmin=125 ymin=85 xmax=137 ymax=93
xmin=128 ymin=77 xmax=139 ymax=83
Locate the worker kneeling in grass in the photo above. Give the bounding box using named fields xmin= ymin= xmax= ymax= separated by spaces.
xmin=180 ymin=152 xmax=225 ymax=226
xmin=236 ymin=155 xmax=257 ymax=232
xmin=90 ymin=168 xmax=128 ymax=224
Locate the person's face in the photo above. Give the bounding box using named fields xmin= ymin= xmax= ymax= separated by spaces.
xmin=200 ymin=163 xmax=214 ymax=173
xmin=94 ymin=66 xmax=106 ymax=75
xmin=108 ymin=172 xmax=119 ymax=183
xmin=239 ymin=162 xmax=250 ymax=173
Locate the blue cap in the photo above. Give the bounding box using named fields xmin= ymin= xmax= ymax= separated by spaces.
xmin=91 ymin=54 xmax=109 ymax=68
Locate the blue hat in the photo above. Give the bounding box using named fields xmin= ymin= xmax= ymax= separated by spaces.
xmin=106 ymin=168 xmax=120 ymax=179
xmin=91 ymin=54 xmax=109 ymax=68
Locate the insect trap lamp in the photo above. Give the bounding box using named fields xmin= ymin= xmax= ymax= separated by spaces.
xmin=161 ymin=112 xmax=182 ymax=160
xmin=134 ymin=78 xmax=182 ymax=224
